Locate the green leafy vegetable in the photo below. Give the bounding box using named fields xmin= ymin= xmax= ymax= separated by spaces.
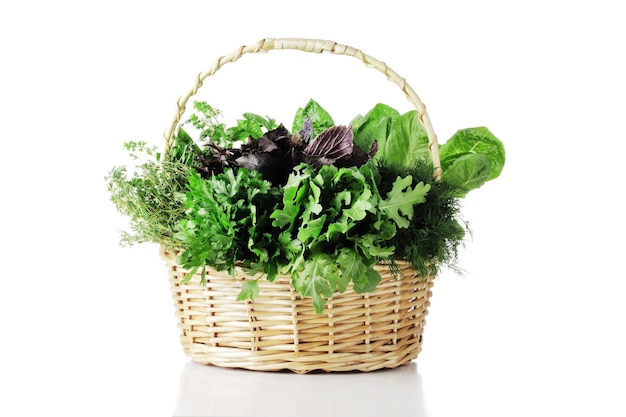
xmin=379 ymin=176 xmax=431 ymax=228
xmin=377 ymin=159 xmax=468 ymax=276
xmin=293 ymin=253 xmax=338 ymax=314
xmin=184 ymin=101 xmax=277 ymax=148
xmin=443 ymin=154 xmax=491 ymax=197
xmin=439 ymin=127 xmax=505 ymax=195
xmin=352 ymin=103 xmax=400 ymax=154
xmin=107 ymin=99 xmax=505 ymax=314
xmin=379 ymin=111 xmax=430 ymax=169
xmin=236 ymin=279 xmax=260 ymax=302
xmin=292 ymin=99 xmax=335 ymax=139
xmin=270 ymin=163 xmax=417 ymax=313
xmin=175 ymin=168 xmax=279 ymax=278
xmin=106 ymin=141 xmax=190 ymax=248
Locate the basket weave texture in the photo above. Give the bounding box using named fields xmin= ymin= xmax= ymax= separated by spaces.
xmin=163 ymin=249 xmax=433 ymax=373
xmin=162 ymin=38 xmax=440 ymax=373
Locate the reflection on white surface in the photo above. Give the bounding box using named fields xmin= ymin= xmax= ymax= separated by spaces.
xmin=174 ymin=360 xmax=427 ymax=417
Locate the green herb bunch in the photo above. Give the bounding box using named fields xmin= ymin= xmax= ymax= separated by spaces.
xmin=107 ymin=99 xmax=505 ymax=313
xmin=107 ymin=141 xmax=189 ymax=248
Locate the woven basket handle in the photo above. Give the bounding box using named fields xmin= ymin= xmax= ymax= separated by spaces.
xmin=164 ymin=38 xmax=442 ymax=180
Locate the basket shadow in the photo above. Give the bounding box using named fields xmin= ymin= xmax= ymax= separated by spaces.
xmin=174 ymin=360 xmax=427 ymax=417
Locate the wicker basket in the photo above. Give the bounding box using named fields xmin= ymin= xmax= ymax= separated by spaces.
xmin=162 ymin=38 xmax=441 ymax=373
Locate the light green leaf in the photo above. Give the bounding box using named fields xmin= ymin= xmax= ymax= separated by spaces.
xmin=440 ymin=127 xmax=505 ymax=182
xmin=270 ymin=202 xmax=298 ymax=228
xmin=293 ymin=254 xmax=339 ymax=314
xmin=297 ymin=215 xmax=327 ymax=247
xmin=378 ymin=111 xmax=429 ymax=168
xmin=292 ymin=99 xmax=335 ymax=139
xmin=356 ymin=234 xmax=395 ymax=258
xmin=236 ymin=279 xmax=260 ymax=301
xmin=343 ymin=187 xmax=373 ymax=221
xmin=337 ymin=248 xmax=368 ymax=293
xmin=351 ymin=103 xmax=400 ymax=154
xmin=379 ymin=175 xmax=431 ymax=228
xmin=353 ymin=267 xmax=382 ymax=294
xmin=443 ymin=153 xmax=492 ymax=197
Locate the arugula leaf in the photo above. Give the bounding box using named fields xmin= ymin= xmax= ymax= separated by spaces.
xmin=293 ymin=254 xmax=339 ymax=314
xmin=379 ymin=175 xmax=431 ymax=228
xmin=355 ymin=233 xmax=396 ymax=258
xmin=297 ymin=214 xmax=327 ymax=248
xmin=337 ymin=248 xmax=368 ymax=293
xmin=352 ymin=266 xmax=382 ymax=294
xmin=342 ymin=186 xmax=373 ymax=222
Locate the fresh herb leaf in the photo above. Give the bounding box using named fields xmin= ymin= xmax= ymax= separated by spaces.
xmin=351 ymin=103 xmax=400 ymax=154
xmin=106 ymin=142 xmax=189 ymax=248
xmin=226 ymin=112 xmax=278 ymax=142
xmin=379 ymin=175 xmax=431 ymax=228
xmin=303 ymin=125 xmax=354 ymax=166
xmin=439 ymin=127 xmax=505 ymax=183
xmin=352 ymin=266 xmax=382 ymax=294
xmin=377 ymin=159 xmax=468 ymax=277
xmin=237 ymin=279 xmax=260 ymax=301
xmin=336 ymin=248 xmax=368 ymax=293
xmin=293 ymin=253 xmax=339 ymax=314
xmin=443 ymin=153 xmax=492 ymax=197
xmin=379 ymin=111 xmax=429 ymax=169
xmin=292 ymin=99 xmax=335 ymax=139
xmin=175 ymin=168 xmax=279 ymax=275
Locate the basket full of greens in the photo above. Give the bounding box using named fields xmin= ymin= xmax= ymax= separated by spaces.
xmin=107 ymin=38 xmax=505 ymax=373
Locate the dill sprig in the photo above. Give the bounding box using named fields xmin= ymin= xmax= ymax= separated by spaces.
xmin=376 ymin=158 xmax=469 ymax=276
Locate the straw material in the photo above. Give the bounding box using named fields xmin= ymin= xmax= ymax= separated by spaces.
xmin=162 ymin=38 xmax=440 ymax=372
xmin=162 ymin=248 xmax=434 ymax=373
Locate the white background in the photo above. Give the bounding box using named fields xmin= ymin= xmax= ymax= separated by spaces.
xmin=1 ymin=1 xmax=625 ymax=416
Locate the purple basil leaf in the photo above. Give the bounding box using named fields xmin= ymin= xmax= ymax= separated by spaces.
xmin=299 ymin=116 xmax=313 ymax=144
xmin=335 ymin=143 xmax=370 ymax=168
xmin=303 ymin=125 xmax=353 ymax=165
xmin=257 ymin=136 xmax=279 ymax=153
xmin=235 ymin=153 xmax=276 ymax=172
xmin=264 ymin=124 xmax=291 ymax=142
